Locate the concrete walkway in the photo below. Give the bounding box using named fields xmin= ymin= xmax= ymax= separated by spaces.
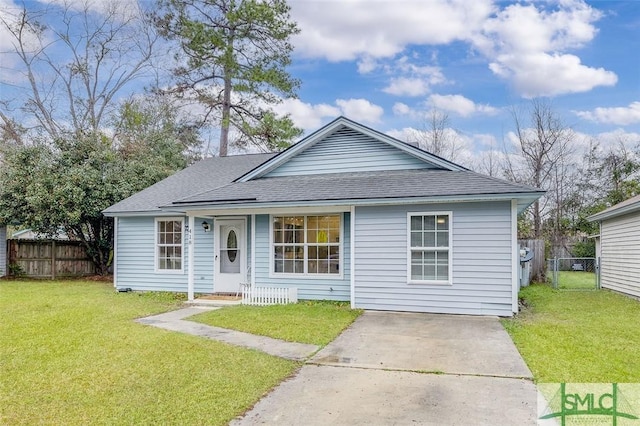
xmin=136 ymin=307 xmax=319 ymax=361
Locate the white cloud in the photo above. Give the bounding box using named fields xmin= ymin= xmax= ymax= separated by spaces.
xmin=475 ymin=0 xmax=617 ymax=97
xmin=273 ymin=98 xmax=340 ymax=130
xmin=380 ymin=57 xmax=446 ymax=97
xmin=575 ymin=102 xmax=640 ymax=126
xmin=336 ymin=98 xmax=384 ymax=123
xmin=273 ymin=97 xmax=384 ymax=129
xmin=383 ymin=77 xmax=431 ymax=97
xmin=290 ymin=0 xmax=494 ymax=61
xmin=392 ymin=102 xmax=412 ymax=116
xmin=427 ymin=94 xmax=498 ymax=117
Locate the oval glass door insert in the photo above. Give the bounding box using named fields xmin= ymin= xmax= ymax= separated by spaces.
xmin=227 ymin=229 xmax=238 ymax=262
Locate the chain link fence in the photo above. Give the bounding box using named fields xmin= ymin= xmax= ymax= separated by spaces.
xmin=547 ymin=257 xmax=600 ymax=290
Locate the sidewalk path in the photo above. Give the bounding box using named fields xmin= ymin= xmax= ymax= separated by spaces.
xmin=136 ymin=307 xmax=319 ymax=361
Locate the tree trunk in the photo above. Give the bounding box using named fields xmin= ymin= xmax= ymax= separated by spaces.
xmin=219 ymin=73 xmax=231 ymax=157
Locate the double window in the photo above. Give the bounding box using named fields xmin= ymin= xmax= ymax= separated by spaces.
xmin=408 ymin=212 xmax=451 ymax=284
xmin=156 ymin=218 xmax=183 ymax=272
xmin=272 ymin=215 xmax=341 ymax=275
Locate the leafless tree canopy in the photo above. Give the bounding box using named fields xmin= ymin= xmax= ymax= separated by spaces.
xmin=504 ymin=99 xmax=575 ymax=238
xmin=0 ymin=1 xmax=158 ymax=143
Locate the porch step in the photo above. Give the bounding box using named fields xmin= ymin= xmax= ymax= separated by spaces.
xmin=185 ymin=298 xmax=242 ymax=307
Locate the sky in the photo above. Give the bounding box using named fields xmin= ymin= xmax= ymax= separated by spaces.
xmin=1 ymin=0 xmax=639 ymax=166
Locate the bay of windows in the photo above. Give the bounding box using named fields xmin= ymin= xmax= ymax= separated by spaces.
xmin=273 ymin=215 xmax=341 ymax=275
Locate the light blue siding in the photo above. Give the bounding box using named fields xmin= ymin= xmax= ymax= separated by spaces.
xmin=353 ymin=202 xmax=514 ymax=316
xmin=253 ymin=213 xmax=350 ymax=301
xmin=194 ymin=219 xmax=214 ymax=293
xmin=116 ymin=216 xmax=215 ymax=293
xmin=264 ymin=126 xmax=438 ymax=177
xmin=0 ymin=226 xmax=6 ymax=276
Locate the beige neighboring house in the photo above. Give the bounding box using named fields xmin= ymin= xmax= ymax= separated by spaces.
xmin=589 ymin=194 xmax=640 ymax=298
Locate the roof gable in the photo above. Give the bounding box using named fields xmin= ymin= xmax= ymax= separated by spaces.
xmin=237 ymin=116 xmax=466 ymax=182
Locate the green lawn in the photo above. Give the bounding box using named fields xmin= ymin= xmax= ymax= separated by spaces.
xmin=555 ymin=270 xmax=597 ymax=290
xmin=189 ymin=301 xmax=362 ymax=346
xmin=502 ymin=283 xmax=640 ymax=383
xmin=0 ymin=280 xmax=298 ymax=425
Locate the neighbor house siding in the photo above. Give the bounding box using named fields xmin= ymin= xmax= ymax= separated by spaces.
xmin=264 ymin=126 xmax=438 ymax=177
xmin=253 ymin=213 xmax=350 ymax=301
xmin=117 ymin=216 xmax=215 ymax=293
xmin=0 ymin=226 xmax=6 ymax=276
xmin=600 ymin=212 xmax=640 ymax=298
xmin=353 ymin=201 xmax=514 ymax=316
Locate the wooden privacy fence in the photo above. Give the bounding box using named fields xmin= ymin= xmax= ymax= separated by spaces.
xmin=518 ymin=239 xmax=545 ymax=282
xmin=241 ymin=286 xmax=298 ymax=306
xmin=7 ymin=239 xmax=95 ymax=278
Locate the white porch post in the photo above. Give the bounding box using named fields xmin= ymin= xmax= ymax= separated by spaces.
xmin=350 ymin=206 xmax=356 ymax=309
xmin=251 ymin=214 xmax=256 ymax=285
xmin=188 ymin=215 xmax=195 ymax=301
xmin=511 ymin=199 xmax=518 ymax=314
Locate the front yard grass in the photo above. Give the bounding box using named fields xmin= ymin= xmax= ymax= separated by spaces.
xmin=190 ymin=301 xmax=362 ymax=346
xmin=502 ymin=283 xmax=640 ymax=383
xmin=0 ymin=280 xmax=298 ymax=425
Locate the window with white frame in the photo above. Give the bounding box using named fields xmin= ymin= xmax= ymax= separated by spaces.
xmin=408 ymin=213 xmax=451 ymax=283
xmin=272 ymin=215 xmax=341 ymax=275
xmin=156 ymin=218 xmax=183 ymax=271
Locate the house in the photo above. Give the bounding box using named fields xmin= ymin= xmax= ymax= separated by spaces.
xmin=588 ymin=194 xmax=640 ymax=298
xmin=0 ymin=225 xmax=6 ymax=276
xmin=104 ymin=117 xmax=543 ymax=316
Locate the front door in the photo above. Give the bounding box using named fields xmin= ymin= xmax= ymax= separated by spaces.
xmin=214 ymin=219 xmax=246 ymax=294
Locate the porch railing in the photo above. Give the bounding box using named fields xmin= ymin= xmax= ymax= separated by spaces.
xmin=241 ymin=285 xmax=298 ymax=306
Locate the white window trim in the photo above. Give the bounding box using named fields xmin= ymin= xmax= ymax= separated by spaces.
xmin=154 ymin=217 xmax=185 ymax=274
xmin=269 ymin=213 xmax=344 ymax=280
xmin=407 ymin=211 xmax=453 ymax=285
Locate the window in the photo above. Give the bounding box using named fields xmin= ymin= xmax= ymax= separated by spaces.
xmin=408 ymin=213 xmax=451 ymax=283
xmin=272 ymin=215 xmax=341 ymax=275
xmin=156 ymin=218 xmax=183 ymax=272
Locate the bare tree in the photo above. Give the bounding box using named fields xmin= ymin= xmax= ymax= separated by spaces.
xmin=0 ymin=0 xmax=158 ymax=141
xmin=504 ymin=99 xmax=574 ymax=238
xmin=409 ymin=109 xmax=462 ymax=162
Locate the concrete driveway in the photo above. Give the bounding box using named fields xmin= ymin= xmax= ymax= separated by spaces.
xmin=232 ymin=311 xmax=538 ymax=425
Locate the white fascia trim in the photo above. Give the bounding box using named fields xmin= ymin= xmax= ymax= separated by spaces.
xmin=587 ymin=202 xmax=640 ymax=222
xmin=350 ymin=206 xmax=355 ymax=309
xmin=511 ymin=199 xmax=519 ymax=314
xmin=173 ymin=192 xmax=543 ymax=215
xmin=104 ymin=210 xmax=182 ymax=218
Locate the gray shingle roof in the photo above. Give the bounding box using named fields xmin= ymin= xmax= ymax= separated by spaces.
xmin=103 ymin=153 xmax=275 ymax=214
xmin=170 ymin=169 xmax=542 ymax=207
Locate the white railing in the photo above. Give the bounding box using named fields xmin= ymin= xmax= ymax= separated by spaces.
xmin=241 ymin=285 xmax=298 ymax=306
